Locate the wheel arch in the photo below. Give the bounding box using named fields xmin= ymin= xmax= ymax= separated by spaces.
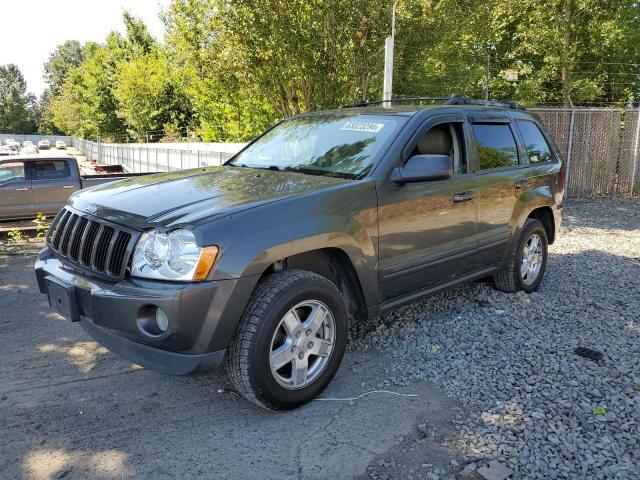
xmin=259 ymin=247 xmax=369 ymax=323
xmin=527 ymin=206 xmax=555 ymax=244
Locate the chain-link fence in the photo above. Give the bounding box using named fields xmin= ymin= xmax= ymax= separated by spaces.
xmin=70 ymin=106 xmax=640 ymax=200
xmin=530 ymin=108 xmax=640 ymax=199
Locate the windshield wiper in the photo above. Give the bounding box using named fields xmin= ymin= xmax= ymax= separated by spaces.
xmin=283 ymin=165 xmax=324 ymax=176
xmin=284 ymin=166 xmax=357 ymax=179
xmin=232 ymin=163 xmax=281 ymax=171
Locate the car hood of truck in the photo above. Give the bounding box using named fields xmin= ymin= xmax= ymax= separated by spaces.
xmin=68 ymin=166 xmax=349 ymax=229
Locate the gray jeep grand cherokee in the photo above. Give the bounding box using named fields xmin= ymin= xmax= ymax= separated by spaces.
xmin=35 ymin=97 xmax=564 ymax=410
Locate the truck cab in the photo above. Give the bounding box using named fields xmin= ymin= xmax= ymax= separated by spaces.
xmin=0 ymin=154 xmax=79 ymax=220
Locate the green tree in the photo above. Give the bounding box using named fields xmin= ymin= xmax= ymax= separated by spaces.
xmin=43 ymin=40 xmax=85 ymax=96
xmin=50 ymin=12 xmax=162 ymax=139
xmin=394 ymin=0 xmax=640 ymax=106
xmin=0 ymin=64 xmax=37 ymax=133
xmin=43 ymin=0 xmax=640 ymax=141
xmin=114 ymin=53 xmax=193 ymax=139
xmin=162 ymin=0 xmax=390 ymax=140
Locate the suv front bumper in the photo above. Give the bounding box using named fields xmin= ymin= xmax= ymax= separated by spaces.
xmin=35 ymin=249 xmax=259 ymax=375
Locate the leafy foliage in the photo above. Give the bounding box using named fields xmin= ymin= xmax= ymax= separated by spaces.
xmin=29 ymin=1 xmax=640 ymax=141
xmin=32 ymin=213 xmax=50 ymax=239
xmin=0 ymin=64 xmax=38 ymax=133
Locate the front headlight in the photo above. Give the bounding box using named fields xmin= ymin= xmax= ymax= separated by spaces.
xmin=131 ymin=229 xmax=218 ymax=281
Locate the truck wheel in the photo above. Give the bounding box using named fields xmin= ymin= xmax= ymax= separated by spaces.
xmin=226 ymin=270 xmax=348 ymax=410
xmin=493 ymin=218 xmax=548 ymax=293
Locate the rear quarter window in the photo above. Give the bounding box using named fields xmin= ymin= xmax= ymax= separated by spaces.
xmin=516 ymin=120 xmax=554 ymax=164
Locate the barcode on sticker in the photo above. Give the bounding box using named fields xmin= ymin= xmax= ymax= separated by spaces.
xmin=341 ymin=122 xmax=385 ymax=133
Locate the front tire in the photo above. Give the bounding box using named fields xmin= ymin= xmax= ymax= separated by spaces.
xmin=226 ymin=270 xmax=348 ymax=410
xmin=494 ymin=218 xmax=548 ymax=293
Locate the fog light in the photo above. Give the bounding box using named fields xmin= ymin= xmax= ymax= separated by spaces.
xmin=155 ymin=308 xmax=169 ymax=332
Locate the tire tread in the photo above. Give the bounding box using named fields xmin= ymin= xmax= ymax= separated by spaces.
xmin=226 ymin=270 xmax=341 ymax=409
xmin=494 ymin=218 xmax=546 ymax=293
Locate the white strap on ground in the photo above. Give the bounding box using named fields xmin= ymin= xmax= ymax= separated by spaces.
xmin=315 ymin=389 xmax=419 ymax=402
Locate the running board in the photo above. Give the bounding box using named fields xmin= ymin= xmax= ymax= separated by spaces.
xmin=378 ymin=266 xmax=498 ymax=313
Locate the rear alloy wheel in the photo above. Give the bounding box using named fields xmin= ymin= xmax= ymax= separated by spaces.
xmin=494 ymin=218 xmax=548 ymax=293
xmin=520 ymin=233 xmax=544 ymax=286
xmin=226 ymin=270 xmax=348 ymax=410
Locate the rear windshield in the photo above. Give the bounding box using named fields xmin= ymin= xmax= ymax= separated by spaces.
xmin=229 ymin=113 xmax=404 ymax=178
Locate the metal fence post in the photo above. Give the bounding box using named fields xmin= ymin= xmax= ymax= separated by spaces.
xmin=630 ymin=107 xmax=640 ymax=195
xmin=564 ymin=109 xmax=576 ymax=202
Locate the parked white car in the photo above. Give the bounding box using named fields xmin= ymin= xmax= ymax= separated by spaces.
xmin=0 ymin=145 xmax=18 ymax=156
xmin=38 ymin=139 xmax=51 ymax=150
xmin=23 ymin=140 xmax=34 ymax=147
xmin=20 ymin=146 xmax=40 ymax=155
xmin=55 ymin=140 xmax=67 ymax=149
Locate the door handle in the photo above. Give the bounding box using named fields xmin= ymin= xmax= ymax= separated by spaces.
xmin=15 ymin=187 xmax=29 ymax=191
xmin=515 ymin=178 xmax=532 ymax=189
xmin=62 ymin=185 xmax=75 ymax=189
xmin=453 ymin=191 xmax=476 ymax=203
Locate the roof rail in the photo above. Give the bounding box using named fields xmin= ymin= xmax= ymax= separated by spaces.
xmin=445 ymin=96 xmax=523 ymax=110
xmin=341 ymin=97 xmax=451 ymax=108
xmin=341 ymin=95 xmax=524 ymax=110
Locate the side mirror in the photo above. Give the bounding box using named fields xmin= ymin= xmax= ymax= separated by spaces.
xmin=390 ymin=154 xmax=453 ymax=184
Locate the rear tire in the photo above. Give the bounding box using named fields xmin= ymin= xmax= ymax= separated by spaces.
xmin=226 ymin=269 xmax=348 ymax=410
xmin=494 ymin=218 xmax=548 ymax=293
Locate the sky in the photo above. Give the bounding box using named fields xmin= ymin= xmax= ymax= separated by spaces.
xmin=0 ymin=0 xmax=171 ymax=97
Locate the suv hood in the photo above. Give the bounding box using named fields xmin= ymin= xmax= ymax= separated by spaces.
xmin=69 ymin=166 xmax=349 ymax=229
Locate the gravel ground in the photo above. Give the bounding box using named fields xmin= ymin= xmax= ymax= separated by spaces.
xmin=2 ymin=198 xmax=638 ymax=479
xmin=350 ymin=198 xmax=640 ymax=480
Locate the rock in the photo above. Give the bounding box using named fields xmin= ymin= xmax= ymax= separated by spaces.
xmin=476 ymin=461 xmax=513 ymax=480
xmin=346 ymin=198 xmax=640 ymax=480
xmin=459 ymin=462 xmax=478 ymax=477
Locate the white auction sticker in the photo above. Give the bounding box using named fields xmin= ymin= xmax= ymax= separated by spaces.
xmin=340 ymin=121 xmax=385 ymax=133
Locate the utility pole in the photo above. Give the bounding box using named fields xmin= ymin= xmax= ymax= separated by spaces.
xmin=630 ymin=107 xmax=640 ymax=195
xmin=383 ymin=1 xmax=398 ymax=107
xmin=484 ymin=53 xmax=490 ymax=101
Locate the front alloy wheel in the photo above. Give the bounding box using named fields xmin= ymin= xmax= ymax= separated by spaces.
xmin=226 ymin=270 xmax=348 ymax=410
xmin=269 ymin=300 xmax=336 ymax=390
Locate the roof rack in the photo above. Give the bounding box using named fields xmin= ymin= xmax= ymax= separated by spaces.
xmin=445 ymin=96 xmax=523 ymax=109
xmin=341 ymin=95 xmax=524 ymax=110
xmin=340 ymin=97 xmax=450 ymax=108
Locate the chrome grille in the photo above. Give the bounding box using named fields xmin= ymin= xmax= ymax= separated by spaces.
xmin=47 ymin=207 xmax=138 ymax=280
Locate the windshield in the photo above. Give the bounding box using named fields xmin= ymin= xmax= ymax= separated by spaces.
xmin=229 ymin=113 xmax=404 ymax=178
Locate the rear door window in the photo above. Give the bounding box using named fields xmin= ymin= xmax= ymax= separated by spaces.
xmin=0 ymin=162 xmax=26 ymax=184
xmin=32 ymin=160 xmax=71 ymax=180
xmin=471 ymin=124 xmax=519 ymax=170
xmin=516 ymin=121 xmax=554 ymax=164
